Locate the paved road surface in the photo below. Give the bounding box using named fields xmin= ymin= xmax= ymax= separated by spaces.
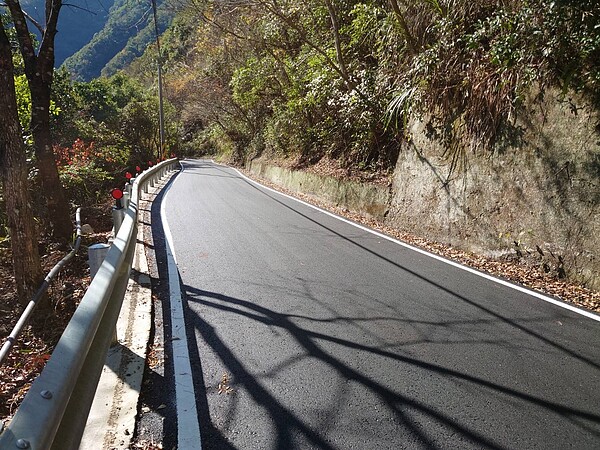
xmin=158 ymin=159 xmax=600 ymax=449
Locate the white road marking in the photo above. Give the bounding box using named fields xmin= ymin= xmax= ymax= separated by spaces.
xmin=224 ymin=163 xmax=600 ymax=323
xmin=161 ymin=176 xmax=203 ymax=449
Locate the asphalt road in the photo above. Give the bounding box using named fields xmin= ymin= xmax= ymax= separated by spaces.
xmin=159 ymin=159 xmax=600 ymax=449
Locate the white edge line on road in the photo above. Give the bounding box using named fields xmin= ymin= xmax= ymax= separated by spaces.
xmin=161 ymin=178 xmax=203 ymax=450
xmin=224 ymin=163 xmax=600 ymax=323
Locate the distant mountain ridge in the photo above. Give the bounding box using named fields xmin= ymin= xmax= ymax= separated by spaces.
xmin=18 ymin=0 xmax=115 ymax=67
xmin=62 ymin=0 xmax=174 ymax=81
xmin=14 ymin=0 xmax=173 ymax=80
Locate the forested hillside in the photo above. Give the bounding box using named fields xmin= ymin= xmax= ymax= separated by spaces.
xmin=15 ymin=0 xmax=115 ymax=65
xmin=5 ymin=0 xmax=173 ymax=80
xmin=62 ymin=0 xmax=173 ymax=80
xmin=127 ymin=0 xmax=599 ymax=176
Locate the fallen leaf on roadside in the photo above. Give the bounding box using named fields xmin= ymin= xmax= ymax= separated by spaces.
xmin=218 ymin=372 xmax=234 ymax=395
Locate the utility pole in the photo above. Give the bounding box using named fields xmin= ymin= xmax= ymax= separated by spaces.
xmin=157 ymin=60 xmax=165 ymax=158
xmin=151 ymin=0 xmax=165 ymax=158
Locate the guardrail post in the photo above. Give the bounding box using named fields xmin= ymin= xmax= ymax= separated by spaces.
xmin=110 ymin=189 xmax=126 ymax=235
xmin=123 ymin=183 xmax=132 ymax=209
xmin=112 ymin=207 xmax=125 ymax=234
xmin=88 ymin=244 xmax=110 ymax=280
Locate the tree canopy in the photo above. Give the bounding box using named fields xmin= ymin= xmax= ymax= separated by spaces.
xmin=125 ymin=0 xmax=600 ymax=173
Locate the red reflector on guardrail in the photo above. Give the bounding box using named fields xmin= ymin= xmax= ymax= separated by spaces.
xmin=111 ymin=188 xmax=124 ymax=200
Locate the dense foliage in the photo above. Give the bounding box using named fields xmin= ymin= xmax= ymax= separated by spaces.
xmin=3 ymin=67 xmax=176 ymax=218
xmin=1 ymin=67 xmax=174 ymax=246
xmin=50 ymin=72 xmax=178 ymax=204
xmin=127 ymin=0 xmax=600 ymax=174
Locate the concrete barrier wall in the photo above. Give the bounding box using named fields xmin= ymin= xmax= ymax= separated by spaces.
xmin=388 ymin=92 xmax=600 ymax=289
xmin=247 ymin=161 xmax=390 ymax=220
xmin=247 ymin=91 xmax=600 ymax=290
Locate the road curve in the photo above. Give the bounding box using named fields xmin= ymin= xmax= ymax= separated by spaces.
xmin=159 ymin=159 xmax=600 ymax=450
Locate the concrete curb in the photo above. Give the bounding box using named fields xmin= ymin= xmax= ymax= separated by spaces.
xmin=79 ymin=222 xmax=153 ymax=450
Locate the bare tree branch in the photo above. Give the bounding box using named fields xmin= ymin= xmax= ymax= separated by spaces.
xmin=62 ymin=3 xmax=98 ymax=15
xmin=22 ymin=10 xmax=45 ymax=35
xmin=0 ymin=4 xmax=45 ymax=34
xmin=388 ymin=0 xmax=416 ymax=55
xmin=38 ymin=0 xmax=61 ymax=73
xmin=323 ymin=0 xmax=349 ymax=81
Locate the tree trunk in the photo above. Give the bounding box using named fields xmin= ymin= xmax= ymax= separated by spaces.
xmin=29 ymin=78 xmax=73 ymax=241
xmin=0 ymin=26 xmax=45 ymax=306
xmin=6 ymin=0 xmax=73 ymax=241
xmin=323 ymin=0 xmax=350 ymax=82
xmin=388 ymin=0 xmax=416 ymax=55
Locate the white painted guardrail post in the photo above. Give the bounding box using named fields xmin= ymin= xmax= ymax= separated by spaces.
xmin=111 ymin=207 xmax=125 ymax=234
xmin=88 ymin=244 xmax=110 ymax=280
xmin=123 ymin=183 xmax=132 ymax=210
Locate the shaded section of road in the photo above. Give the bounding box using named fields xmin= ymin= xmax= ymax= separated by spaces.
xmin=162 ymin=159 xmax=600 ymax=449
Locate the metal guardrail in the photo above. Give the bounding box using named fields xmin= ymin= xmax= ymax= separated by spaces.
xmin=0 ymin=159 xmax=179 ymax=450
xmin=0 ymin=208 xmax=82 ymax=366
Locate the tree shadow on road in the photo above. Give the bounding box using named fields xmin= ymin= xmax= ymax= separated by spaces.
xmin=183 ymin=285 xmax=600 ymax=450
